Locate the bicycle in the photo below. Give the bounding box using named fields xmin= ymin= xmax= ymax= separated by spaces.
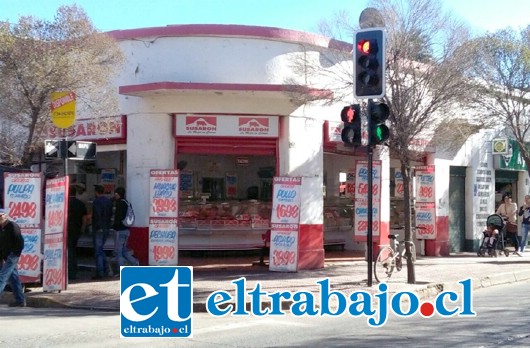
xmin=373 ymin=233 xmax=416 ymax=283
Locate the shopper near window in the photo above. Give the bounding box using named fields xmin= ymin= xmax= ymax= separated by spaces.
xmin=113 ymin=187 xmax=139 ymax=272
xmin=496 ymin=193 xmax=521 ymax=256
xmin=518 ymin=194 xmax=530 ymax=252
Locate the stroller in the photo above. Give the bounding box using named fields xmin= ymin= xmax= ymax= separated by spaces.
xmin=477 ymin=214 xmax=509 ymax=257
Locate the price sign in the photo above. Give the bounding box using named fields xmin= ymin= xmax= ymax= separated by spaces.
xmin=269 ymin=223 xmax=298 ymax=272
xmin=4 ymin=172 xmax=43 ymax=228
xmin=271 ymin=177 xmax=302 ymax=224
xmin=43 ymin=233 xmax=66 ymax=292
xmin=42 ymin=176 xmax=68 ymax=292
xmin=415 ymin=166 xmax=435 ymax=203
xmin=148 ymin=217 xmax=179 ymax=265
xmin=415 ymin=202 xmax=436 ymax=239
xmin=150 ymin=169 xmax=179 ymax=218
xmin=17 ymin=228 xmax=43 ymax=282
xmin=353 ymin=160 xmax=382 ymax=239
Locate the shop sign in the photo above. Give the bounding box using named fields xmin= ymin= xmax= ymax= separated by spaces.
xmin=176 ymin=115 xmax=279 ymax=137
xmin=43 ymin=176 xmax=69 ymax=292
xmin=149 ymin=169 xmax=179 ymax=218
xmin=494 ymin=139 xmax=528 ymax=170
xmin=353 ymin=160 xmax=382 ymax=240
xmin=236 ymin=156 xmax=249 ymax=165
xmin=50 ymin=91 xmax=76 ymax=129
xmin=270 ymin=176 xmax=302 ymax=272
xmin=44 ymin=115 xmax=125 ymax=141
xmin=179 ymin=170 xmax=194 ymax=198
xmin=492 ymin=138 xmax=508 ymax=155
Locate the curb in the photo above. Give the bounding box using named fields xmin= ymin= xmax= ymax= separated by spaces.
xmin=21 ymin=269 xmax=530 ymax=313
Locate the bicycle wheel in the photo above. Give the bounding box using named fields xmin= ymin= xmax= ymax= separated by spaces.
xmin=374 ymin=246 xmax=395 ymax=283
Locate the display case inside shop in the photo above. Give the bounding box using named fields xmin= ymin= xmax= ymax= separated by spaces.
xmin=323 ymin=197 xmax=353 ymax=248
xmin=178 ymin=200 xmax=271 ymax=232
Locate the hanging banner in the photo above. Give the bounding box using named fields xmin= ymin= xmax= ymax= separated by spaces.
xmin=353 ymin=160 xmax=382 ymax=239
xmin=415 ymin=165 xmax=437 ymax=239
xmin=148 ymin=217 xmax=179 ymax=266
xmin=149 ymin=169 xmax=179 ymax=218
xmin=3 ymin=172 xmax=43 ymax=228
xmin=269 ymin=177 xmax=302 ymax=272
xmin=43 ymin=176 xmax=69 ymax=292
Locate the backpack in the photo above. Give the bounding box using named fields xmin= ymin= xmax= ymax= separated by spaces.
xmin=121 ymin=199 xmax=135 ymax=227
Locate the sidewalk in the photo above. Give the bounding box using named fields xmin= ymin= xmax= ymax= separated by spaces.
xmin=3 ymin=250 xmax=530 ymax=312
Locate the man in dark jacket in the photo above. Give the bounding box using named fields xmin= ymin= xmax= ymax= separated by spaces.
xmin=0 ymin=208 xmax=26 ymax=307
xmin=92 ymin=185 xmax=113 ymax=279
xmin=68 ymin=186 xmax=88 ymax=280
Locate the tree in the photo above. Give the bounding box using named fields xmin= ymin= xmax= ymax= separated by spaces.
xmin=0 ymin=5 xmax=124 ymax=166
xmin=289 ymin=0 xmax=481 ymax=284
xmin=467 ymin=26 xmax=530 ymax=175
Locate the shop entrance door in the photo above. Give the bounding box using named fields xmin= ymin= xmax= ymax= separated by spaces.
xmin=449 ymin=166 xmax=466 ymax=252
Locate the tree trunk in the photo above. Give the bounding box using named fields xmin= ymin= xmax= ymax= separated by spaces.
xmin=401 ymin=162 xmax=416 ymax=284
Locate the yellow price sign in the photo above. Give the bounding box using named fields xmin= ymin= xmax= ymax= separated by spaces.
xmin=50 ymin=91 xmax=76 ymax=129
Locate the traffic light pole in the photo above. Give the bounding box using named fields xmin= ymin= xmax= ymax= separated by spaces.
xmin=366 ymin=99 xmax=373 ymax=287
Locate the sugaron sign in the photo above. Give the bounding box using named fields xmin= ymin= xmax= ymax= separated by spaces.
xmin=45 ymin=116 xmax=125 ymax=141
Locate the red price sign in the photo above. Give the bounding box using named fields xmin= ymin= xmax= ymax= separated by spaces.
xmin=396 ymin=183 xmax=404 ymax=195
xmin=417 ymin=224 xmax=434 ymax=235
xmin=17 ymin=254 xmax=40 ymax=271
xmin=272 ymin=250 xmax=296 ymax=266
xmin=46 ymin=210 xmax=64 ymax=228
xmin=276 ymin=204 xmax=300 ymax=220
xmin=152 ymin=198 xmax=177 ymax=214
xmin=346 ymin=183 xmax=355 ymax=194
xmin=419 ymin=186 xmax=433 ymax=198
xmin=357 ymin=183 xmax=380 ymax=195
xmin=153 ymin=245 xmax=175 ymax=262
xmin=44 ymin=268 xmax=62 ymax=287
xmin=356 ymin=220 xmax=379 ymax=232
xmin=8 ymin=201 xmax=37 ymax=219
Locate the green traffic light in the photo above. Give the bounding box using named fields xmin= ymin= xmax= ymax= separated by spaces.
xmin=373 ymin=125 xmax=390 ymax=143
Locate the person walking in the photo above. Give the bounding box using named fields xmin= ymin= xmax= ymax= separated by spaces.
xmin=92 ymin=185 xmax=113 ymax=279
xmin=496 ymin=192 xmax=521 ymax=256
xmin=0 ymin=209 xmax=26 ymax=307
xmin=113 ymin=187 xmax=139 ymax=271
xmin=67 ymin=186 xmax=88 ymax=280
xmin=518 ymin=194 xmax=530 ymax=252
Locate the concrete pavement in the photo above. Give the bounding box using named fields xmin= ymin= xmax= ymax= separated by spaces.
xmin=2 ymin=250 xmax=530 ymax=312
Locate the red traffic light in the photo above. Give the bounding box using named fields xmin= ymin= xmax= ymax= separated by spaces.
xmin=341 ymin=106 xmax=355 ymax=123
xmin=357 ymin=40 xmax=371 ymax=54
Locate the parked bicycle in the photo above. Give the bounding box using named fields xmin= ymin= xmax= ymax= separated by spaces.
xmin=373 ymin=233 xmax=416 ymax=283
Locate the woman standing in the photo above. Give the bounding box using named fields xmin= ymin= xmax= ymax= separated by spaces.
xmin=496 ymin=193 xmax=521 ymax=256
xmin=518 ymin=195 xmax=530 ymax=252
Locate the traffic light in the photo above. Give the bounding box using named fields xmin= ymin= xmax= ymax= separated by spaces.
xmin=340 ymin=104 xmax=362 ymax=146
xmin=368 ymin=100 xmax=390 ymax=146
xmin=354 ymin=28 xmax=385 ymax=99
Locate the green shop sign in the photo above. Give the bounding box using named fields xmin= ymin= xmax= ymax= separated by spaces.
xmin=495 ymin=139 xmax=528 ymax=170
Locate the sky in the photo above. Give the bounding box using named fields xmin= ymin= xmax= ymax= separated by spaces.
xmin=0 ymin=0 xmax=528 ymax=36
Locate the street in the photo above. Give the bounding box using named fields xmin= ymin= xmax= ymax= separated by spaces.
xmin=1 ymin=279 xmax=529 ymax=347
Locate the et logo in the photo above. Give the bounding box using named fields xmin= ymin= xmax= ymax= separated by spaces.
xmin=120 ymin=266 xmax=193 ymax=338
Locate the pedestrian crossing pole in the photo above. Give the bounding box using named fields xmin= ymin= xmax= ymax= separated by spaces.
xmin=367 ymin=99 xmax=374 ymax=287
